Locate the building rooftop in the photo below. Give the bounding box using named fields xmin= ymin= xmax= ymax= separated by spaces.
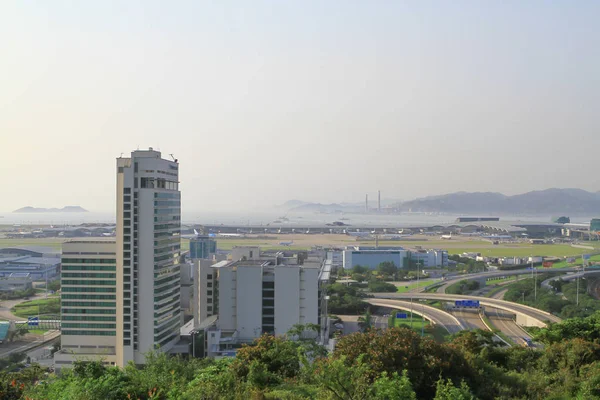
xmin=0 ymin=246 xmax=59 ymax=256
xmin=65 ymin=238 xmax=116 ymax=244
xmin=0 ymin=256 xmax=61 ymax=266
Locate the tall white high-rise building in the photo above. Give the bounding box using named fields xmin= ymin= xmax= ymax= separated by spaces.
xmin=116 ymin=148 xmax=182 ymax=365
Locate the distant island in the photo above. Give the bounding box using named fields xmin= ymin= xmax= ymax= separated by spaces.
xmin=13 ymin=206 xmax=89 ymax=213
xmin=281 ymin=188 xmax=600 ymax=216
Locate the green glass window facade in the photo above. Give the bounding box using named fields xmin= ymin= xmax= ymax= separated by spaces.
xmin=62 ymin=330 xmax=116 ymax=336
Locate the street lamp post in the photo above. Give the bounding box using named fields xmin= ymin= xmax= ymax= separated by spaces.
xmin=420 ymin=300 xmax=425 ymax=337
xmin=192 ymin=331 xmax=195 ymax=357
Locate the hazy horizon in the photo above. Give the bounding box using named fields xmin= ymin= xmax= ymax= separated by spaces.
xmin=2 ymin=1 xmax=599 ymax=213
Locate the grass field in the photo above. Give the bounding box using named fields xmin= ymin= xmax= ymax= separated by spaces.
xmin=0 ymin=238 xmax=66 ymax=250
xmin=394 ymin=313 xmax=428 ymax=330
xmin=393 ymin=313 xmax=448 ymax=342
xmin=547 ymin=254 xmax=600 ymax=269
xmin=396 ymin=280 xmax=439 ymax=293
xmin=28 ymin=328 xmax=50 ymax=335
xmin=486 ymin=276 xmax=520 ymax=285
xmin=2 ymin=234 xmax=598 ymax=258
xmin=11 ymin=298 xmax=60 ymax=319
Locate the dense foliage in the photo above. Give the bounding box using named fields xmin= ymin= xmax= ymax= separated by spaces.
xmin=3 ymin=313 xmax=600 ymax=399
xmin=446 ymin=279 xmax=480 ymax=295
xmin=504 ymin=276 xmax=600 ymax=319
xmin=448 ymin=255 xmax=488 ymax=273
xmin=326 ymin=283 xmax=369 ymax=314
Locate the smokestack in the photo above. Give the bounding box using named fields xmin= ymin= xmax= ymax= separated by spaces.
xmin=365 ymin=194 xmax=368 ymax=213
xmin=378 ymin=190 xmax=381 ymax=212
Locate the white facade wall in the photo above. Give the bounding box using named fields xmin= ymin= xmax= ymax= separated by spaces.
xmin=299 ymin=268 xmax=319 ymax=326
xmin=216 ymin=266 xmax=236 ymax=331
xmin=236 ymin=266 xmax=263 ymax=340
xmin=274 ymin=267 xmax=300 ymax=336
xmin=194 ymin=259 xmax=215 ymax=325
xmin=231 ymin=247 xmax=260 ymax=261
xmin=136 ymin=190 xmax=155 ymax=363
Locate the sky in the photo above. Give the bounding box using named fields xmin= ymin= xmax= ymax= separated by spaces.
xmin=1 ymin=1 xmax=599 ymax=213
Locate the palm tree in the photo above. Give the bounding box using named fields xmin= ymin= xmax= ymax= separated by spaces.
xmin=357 ymin=308 xmax=372 ymax=332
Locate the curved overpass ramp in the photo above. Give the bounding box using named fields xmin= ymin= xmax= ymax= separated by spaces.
xmin=372 ymin=293 xmax=561 ymax=327
xmin=366 ymin=299 xmax=464 ymax=334
xmin=427 ymin=268 xmax=582 ymax=294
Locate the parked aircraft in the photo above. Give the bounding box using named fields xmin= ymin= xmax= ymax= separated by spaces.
xmin=347 ymin=230 xmax=372 ymax=238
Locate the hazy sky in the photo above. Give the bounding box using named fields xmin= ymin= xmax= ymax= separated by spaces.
xmin=1 ymin=1 xmax=599 ymax=213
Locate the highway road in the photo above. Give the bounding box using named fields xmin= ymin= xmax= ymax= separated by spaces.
xmin=372 ymin=292 xmax=562 ymax=327
xmin=451 ymin=309 xmax=488 ymax=331
xmin=426 ymin=267 xmax=584 ymax=294
xmin=487 ymin=308 xmax=532 ymax=345
xmin=540 ymin=270 xmax=600 ymax=291
xmin=366 ymin=299 xmax=464 ymax=334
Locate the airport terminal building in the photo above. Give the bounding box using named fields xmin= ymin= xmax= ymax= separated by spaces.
xmin=342 ymin=246 xmax=448 ymax=270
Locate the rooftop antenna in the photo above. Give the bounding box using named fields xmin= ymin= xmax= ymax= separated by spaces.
xmin=119 ymin=152 xmax=124 ymax=158
xmin=169 ymin=154 xmax=178 ymax=163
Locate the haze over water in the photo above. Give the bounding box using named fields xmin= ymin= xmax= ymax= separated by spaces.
xmin=0 ymin=211 xmax=593 ymax=228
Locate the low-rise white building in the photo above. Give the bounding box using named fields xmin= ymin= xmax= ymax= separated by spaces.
xmin=195 ymin=249 xmax=327 ymax=357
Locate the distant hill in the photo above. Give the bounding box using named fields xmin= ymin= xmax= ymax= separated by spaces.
xmin=289 ymin=203 xmax=352 ymax=213
xmin=398 ymin=189 xmax=600 ymax=215
xmin=13 ymin=206 xmax=89 ymax=213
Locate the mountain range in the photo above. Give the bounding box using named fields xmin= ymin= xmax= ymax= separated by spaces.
xmin=282 ymin=189 xmax=600 ymax=215
xmin=13 ymin=206 xmax=89 ymax=213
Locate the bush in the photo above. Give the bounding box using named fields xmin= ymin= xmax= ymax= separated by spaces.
xmin=368 ymin=280 xmax=397 ymax=292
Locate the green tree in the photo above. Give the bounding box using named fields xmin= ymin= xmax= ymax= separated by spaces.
xmin=357 ymin=308 xmax=372 ymax=332
xmin=351 ymin=265 xmax=369 ymax=274
xmin=367 ymin=280 xmax=397 ymax=292
xmin=231 ymin=334 xmax=302 ymax=384
xmin=314 ymin=355 xmax=371 ymax=400
xmin=377 ymin=262 xmax=398 ymax=279
xmin=370 ymin=370 xmax=416 ymax=400
xmin=434 ymin=378 xmax=476 ymax=400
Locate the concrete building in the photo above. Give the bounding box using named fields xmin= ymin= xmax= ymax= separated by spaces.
xmin=195 ymin=249 xmax=327 ymax=358
xmin=116 ymin=148 xmax=182 ymax=365
xmin=0 ymin=248 xmax=60 ymax=280
xmin=189 ymin=236 xmax=217 ymax=260
xmin=0 ymin=273 xmax=33 ymax=292
xmin=54 ymin=240 xmax=118 ymax=370
xmin=342 ymin=246 xmax=448 ymax=270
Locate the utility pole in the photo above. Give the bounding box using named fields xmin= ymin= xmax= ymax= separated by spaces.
xmin=576 ymin=274 xmax=580 ymax=306
xmin=192 ymin=331 xmax=195 ymax=357
xmin=533 ymin=258 xmax=537 ymax=303
xmin=421 ymin=300 xmax=425 ymax=337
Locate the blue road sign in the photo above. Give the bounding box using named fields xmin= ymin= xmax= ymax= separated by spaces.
xmin=456 ymin=300 xmax=480 ymax=308
xmin=27 ymin=317 xmax=39 ymax=327
xmin=583 ymin=254 xmax=591 ymax=260
xmin=396 ymin=313 xmax=408 ymax=319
